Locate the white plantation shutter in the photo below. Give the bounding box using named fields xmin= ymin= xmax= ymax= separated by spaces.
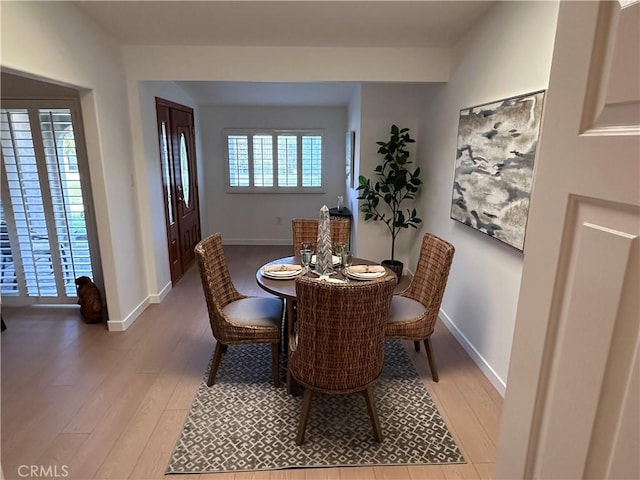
xmin=224 ymin=129 xmax=324 ymax=191
xmin=253 ymin=135 xmax=273 ymax=187
xmin=277 ymin=135 xmax=297 ymax=187
xmin=301 ymin=135 xmax=322 ymax=187
xmin=227 ymin=135 xmax=249 ymax=187
xmin=0 ymin=101 xmax=99 ymax=302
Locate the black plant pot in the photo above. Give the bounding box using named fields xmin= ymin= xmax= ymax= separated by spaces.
xmin=381 ymin=260 xmax=403 ymax=284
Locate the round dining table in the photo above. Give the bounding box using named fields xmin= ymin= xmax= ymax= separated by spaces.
xmin=256 ymin=255 xmax=395 ymax=394
xmin=255 ymin=255 xmax=391 ymax=299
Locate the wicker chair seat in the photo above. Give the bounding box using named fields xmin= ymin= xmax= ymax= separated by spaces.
xmin=386 ymin=295 xmax=432 ymax=339
xmin=222 ymin=297 xmax=282 ymax=332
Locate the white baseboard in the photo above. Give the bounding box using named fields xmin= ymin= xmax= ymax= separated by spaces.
xmin=439 ymin=308 xmax=507 ymax=397
xmin=107 ymin=297 xmax=150 ymax=332
xmin=149 ymin=281 xmax=171 ymax=304
xmin=224 ymin=238 xmax=291 ymax=246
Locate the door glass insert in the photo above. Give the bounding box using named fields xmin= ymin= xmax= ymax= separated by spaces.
xmin=179 ymin=132 xmax=190 ymax=208
xmin=160 ymin=122 xmax=174 ymax=224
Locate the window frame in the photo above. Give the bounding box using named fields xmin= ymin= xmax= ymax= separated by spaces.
xmin=223 ymin=128 xmax=325 ymax=193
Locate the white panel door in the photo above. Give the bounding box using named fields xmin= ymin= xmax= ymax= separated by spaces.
xmin=496 ymin=1 xmax=639 ymax=479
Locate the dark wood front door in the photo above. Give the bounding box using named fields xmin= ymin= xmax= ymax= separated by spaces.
xmin=156 ymin=98 xmax=201 ymax=284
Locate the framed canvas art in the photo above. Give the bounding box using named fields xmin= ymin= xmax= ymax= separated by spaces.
xmin=346 ymin=131 xmax=355 ymax=188
xmin=450 ymin=90 xmax=545 ymax=251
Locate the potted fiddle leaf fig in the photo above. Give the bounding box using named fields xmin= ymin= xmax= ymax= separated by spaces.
xmin=357 ymin=124 xmax=422 ymax=281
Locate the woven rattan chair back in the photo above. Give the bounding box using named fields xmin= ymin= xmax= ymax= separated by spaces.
xmin=194 ymin=233 xmax=244 ymax=341
xmin=385 ymin=233 xmax=454 ymax=383
xmin=290 ymin=275 xmax=396 ymax=444
xmin=403 ymin=233 xmax=455 ymax=336
xmin=292 ymin=218 xmax=351 ymax=255
xmin=291 ymin=275 xmax=395 ymax=392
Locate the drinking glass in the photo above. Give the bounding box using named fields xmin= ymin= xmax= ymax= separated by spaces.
xmin=300 ymin=249 xmax=313 ymax=274
xmin=334 ymin=242 xmax=346 ymax=257
xmin=341 ymin=250 xmax=352 ymax=269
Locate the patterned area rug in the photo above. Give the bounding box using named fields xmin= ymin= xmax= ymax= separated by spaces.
xmin=167 ymin=340 xmax=465 ymax=474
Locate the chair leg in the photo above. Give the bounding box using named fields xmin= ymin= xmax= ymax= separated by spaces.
xmin=363 ymin=385 xmax=383 ymax=442
xmin=207 ymin=342 xmax=225 ymax=387
xmin=296 ymin=388 xmax=314 ymax=445
xmin=424 ymin=337 xmax=439 ymax=382
xmin=414 ymin=340 xmax=421 ymax=352
xmin=281 ymin=298 xmax=287 ymax=352
xmin=271 ymin=343 xmax=280 ymax=387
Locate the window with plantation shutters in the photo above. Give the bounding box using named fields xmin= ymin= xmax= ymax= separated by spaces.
xmin=0 ymin=100 xmax=100 ymax=303
xmin=224 ymin=129 xmax=324 ymax=192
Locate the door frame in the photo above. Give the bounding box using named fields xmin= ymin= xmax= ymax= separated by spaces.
xmin=155 ymin=97 xmax=201 ymax=285
xmin=496 ymin=2 xmax=639 ymax=478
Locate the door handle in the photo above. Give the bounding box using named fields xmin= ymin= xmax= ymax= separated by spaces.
xmin=176 ymin=185 xmax=184 ymax=202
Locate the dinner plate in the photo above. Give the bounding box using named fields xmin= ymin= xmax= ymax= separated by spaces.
xmin=262 ymin=270 xmax=302 ymax=280
xmin=261 ymin=265 xmax=303 ymax=280
xmin=344 ymin=268 xmax=386 ymax=280
xmin=310 ymin=254 xmax=341 ymax=266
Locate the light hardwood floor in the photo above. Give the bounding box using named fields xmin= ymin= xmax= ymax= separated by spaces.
xmin=1 ymin=245 xmax=502 ymax=480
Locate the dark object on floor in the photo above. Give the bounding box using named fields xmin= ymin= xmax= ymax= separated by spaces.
xmin=1 ymin=315 xmax=6 ymax=332
xmin=75 ymin=276 xmax=103 ymax=324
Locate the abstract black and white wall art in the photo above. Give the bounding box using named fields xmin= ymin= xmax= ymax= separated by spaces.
xmin=450 ymin=90 xmax=545 ymax=251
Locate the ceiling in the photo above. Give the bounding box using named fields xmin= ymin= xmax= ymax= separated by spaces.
xmin=71 ymin=1 xmax=495 ymax=106
xmin=177 ymin=81 xmax=359 ymax=106
xmin=73 ymin=1 xmax=495 ymax=48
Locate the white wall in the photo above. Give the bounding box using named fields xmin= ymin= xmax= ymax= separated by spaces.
xmin=354 ymin=84 xmax=432 ymax=267
xmin=417 ymin=1 xmax=560 ymax=394
xmin=120 ymin=42 xmax=454 ymax=321
xmin=124 ymin=46 xmax=450 ymax=83
xmin=346 ymin=85 xmax=362 ymax=251
xmin=1 ymin=1 xmax=147 ymax=329
xmin=201 ymin=106 xmax=347 ymax=244
xmin=127 ymin=81 xmax=200 ymax=301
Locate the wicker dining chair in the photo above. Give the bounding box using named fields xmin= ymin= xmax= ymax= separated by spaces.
xmin=291 ymin=218 xmax=351 ymax=255
xmin=290 ymin=275 xmax=396 ymax=445
xmin=385 ymin=233 xmax=455 ymax=382
xmin=194 ymin=233 xmax=282 ymax=387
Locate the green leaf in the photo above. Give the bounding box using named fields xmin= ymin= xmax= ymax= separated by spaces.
xmin=365 ymin=125 xmax=422 ymax=247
